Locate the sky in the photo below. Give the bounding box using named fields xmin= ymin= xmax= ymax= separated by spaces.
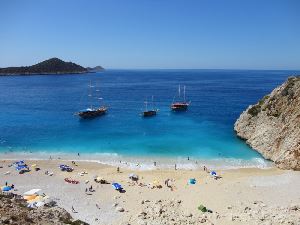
xmin=0 ymin=0 xmax=299 ymax=69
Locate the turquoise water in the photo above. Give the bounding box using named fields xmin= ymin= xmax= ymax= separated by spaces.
xmin=0 ymin=69 xmax=298 ymax=168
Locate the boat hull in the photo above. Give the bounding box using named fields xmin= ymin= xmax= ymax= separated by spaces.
xmin=171 ymin=103 xmax=189 ymax=111
xmin=78 ymin=107 xmax=107 ymax=119
xmin=143 ymin=110 xmax=157 ymax=117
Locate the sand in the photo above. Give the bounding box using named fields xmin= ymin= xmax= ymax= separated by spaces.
xmin=0 ymin=159 xmax=299 ymax=225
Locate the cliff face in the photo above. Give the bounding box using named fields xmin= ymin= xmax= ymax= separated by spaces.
xmin=234 ymin=76 xmax=300 ymax=170
xmin=0 ymin=193 xmax=88 ymax=225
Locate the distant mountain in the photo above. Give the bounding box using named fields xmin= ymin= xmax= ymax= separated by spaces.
xmin=86 ymin=66 xmax=105 ymax=72
xmin=0 ymin=58 xmax=104 ymax=75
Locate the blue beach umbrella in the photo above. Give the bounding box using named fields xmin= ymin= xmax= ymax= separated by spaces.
xmin=211 ymin=171 xmax=217 ymax=176
xmin=16 ymin=165 xmax=28 ymax=171
xmin=2 ymin=186 xmax=12 ymax=192
xmin=14 ymin=160 xmax=25 ymax=166
xmin=188 ymin=178 xmax=196 ymax=184
xmin=112 ymin=183 xmax=122 ymax=190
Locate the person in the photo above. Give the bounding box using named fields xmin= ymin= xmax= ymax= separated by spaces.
xmin=187 ymin=157 xmax=189 ymax=161
xmin=5 ymin=181 xmax=7 ymax=186
xmin=96 ymin=203 xmax=100 ymax=209
xmin=77 ymin=153 xmax=80 ymax=156
xmin=85 ymin=188 xmax=88 ymax=193
xmin=174 ymin=164 xmax=177 ymax=170
xmin=11 ymin=184 xmax=14 ymax=189
xmin=154 ymin=161 xmax=157 ymax=166
xmin=203 ymin=166 xmax=207 ymax=172
xmin=164 ymin=179 xmax=170 ymax=187
xmin=71 ymin=206 xmax=76 ymax=213
xmin=117 ymin=167 xmax=120 ymax=173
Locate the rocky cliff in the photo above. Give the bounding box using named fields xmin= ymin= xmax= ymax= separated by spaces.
xmin=0 ymin=193 xmax=88 ymax=225
xmin=234 ymin=76 xmax=300 ymax=170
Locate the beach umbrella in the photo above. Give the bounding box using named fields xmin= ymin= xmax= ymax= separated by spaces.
xmin=16 ymin=165 xmax=28 ymax=171
xmin=198 ymin=204 xmax=207 ymax=212
xmin=112 ymin=183 xmax=122 ymax=190
xmin=27 ymin=196 xmax=43 ymax=203
xmin=14 ymin=160 xmax=25 ymax=165
xmin=24 ymin=195 xmax=37 ymax=201
xmin=2 ymin=186 xmax=12 ymax=191
xmin=188 ymin=178 xmax=196 ymax=185
xmin=23 ymin=189 xmax=41 ymax=196
xmin=128 ymin=173 xmax=139 ymax=179
xmin=211 ymin=171 xmax=217 ymax=176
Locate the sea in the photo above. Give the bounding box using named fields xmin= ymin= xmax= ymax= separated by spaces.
xmin=0 ymin=69 xmax=299 ymax=170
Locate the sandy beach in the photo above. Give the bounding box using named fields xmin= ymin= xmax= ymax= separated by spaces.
xmin=0 ymin=159 xmax=299 ymax=225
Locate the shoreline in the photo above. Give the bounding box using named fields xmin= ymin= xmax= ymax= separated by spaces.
xmin=1 ymin=159 xmax=299 ymax=225
xmin=0 ymin=152 xmax=273 ymax=171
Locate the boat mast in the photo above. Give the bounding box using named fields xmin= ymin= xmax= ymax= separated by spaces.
xmin=183 ymin=85 xmax=186 ymax=102
xmin=151 ymin=95 xmax=154 ymax=110
xmin=178 ymin=84 xmax=181 ymax=99
xmin=89 ymin=80 xmax=93 ymax=109
xmin=95 ymin=82 xmax=102 ymax=107
xmin=145 ymin=98 xmax=148 ymax=111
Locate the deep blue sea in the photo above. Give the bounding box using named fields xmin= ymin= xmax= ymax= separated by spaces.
xmin=0 ymin=69 xmax=299 ymax=169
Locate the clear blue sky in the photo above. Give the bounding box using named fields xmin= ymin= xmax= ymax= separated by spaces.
xmin=0 ymin=0 xmax=299 ymax=69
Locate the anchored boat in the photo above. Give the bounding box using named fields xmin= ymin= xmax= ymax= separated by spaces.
xmin=76 ymin=81 xmax=107 ymax=119
xmin=171 ymin=85 xmax=190 ymax=111
xmin=142 ymin=96 xmax=158 ymax=117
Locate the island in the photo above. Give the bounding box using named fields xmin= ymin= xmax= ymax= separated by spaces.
xmin=234 ymin=76 xmax=300 ymax=170
xmin=0 ymin=58 xmax=104 ymax=75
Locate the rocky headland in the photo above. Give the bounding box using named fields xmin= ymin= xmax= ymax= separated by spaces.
xmin=0 ymin=58 xmax=104 ymax=75
xmin=234 ymin=76 xmax=300 ymax=170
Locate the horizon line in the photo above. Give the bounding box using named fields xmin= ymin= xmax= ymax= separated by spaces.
xmin=103 ymin=68 xmax=300 ymax=71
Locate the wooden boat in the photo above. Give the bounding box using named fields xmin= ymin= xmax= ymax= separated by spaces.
xmin=76 ymin=81 xmax=107 ymax=119
xmin=171 ymin=85 xmax=190 ymax=111
xmin=142 ymin=96 xmax=158 ymax=117
xmin=78 ymin=106 xmax=107 ymax=119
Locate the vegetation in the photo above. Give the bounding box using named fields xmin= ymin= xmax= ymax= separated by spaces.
xmin=0 ymin=58 xmax=103 ymax=75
